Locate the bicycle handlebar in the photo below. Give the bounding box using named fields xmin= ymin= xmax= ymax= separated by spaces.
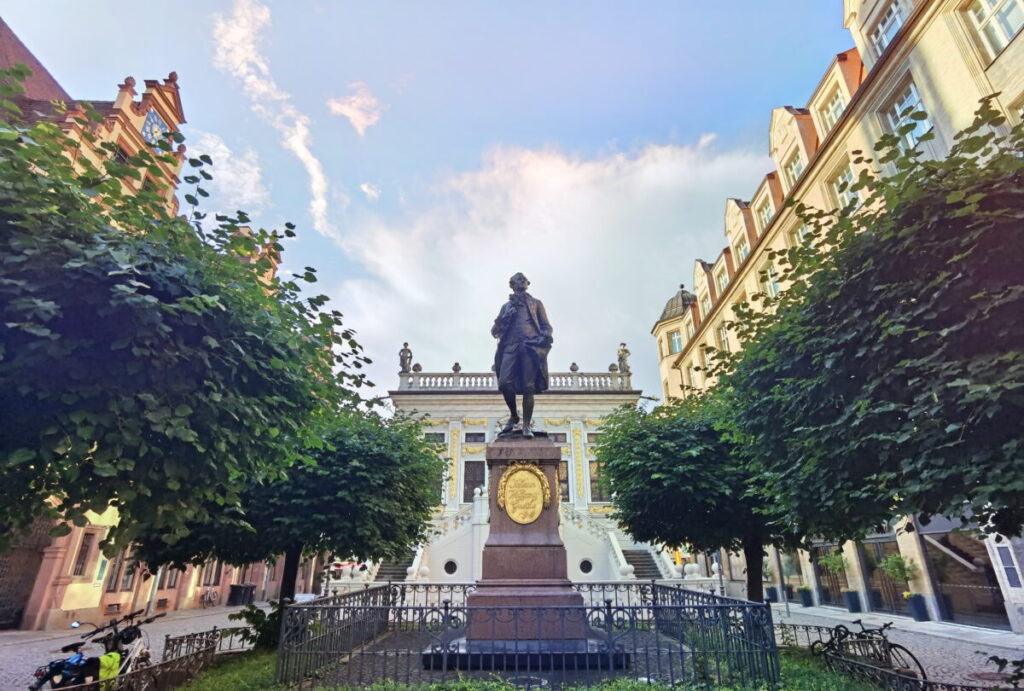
xmin=81 ymin=608 xmax=147 ymax=639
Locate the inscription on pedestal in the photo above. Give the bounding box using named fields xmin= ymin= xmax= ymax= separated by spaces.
xmin=497 ymin=462 xmax=549 ymax=525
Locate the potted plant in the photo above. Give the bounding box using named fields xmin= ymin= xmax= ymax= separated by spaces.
xmin=796 ymin=585 xmax=814 ymax=607
xmin=904 ymin=591 xmax=929 ymax=621
xmin=878 ymin=554 xmax=919 ymax=585
xmin=842 ymin=588 xmax=862 ymax=613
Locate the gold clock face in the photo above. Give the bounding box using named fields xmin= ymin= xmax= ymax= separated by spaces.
xmin=497 ymin=462 xmax=550 ymax=525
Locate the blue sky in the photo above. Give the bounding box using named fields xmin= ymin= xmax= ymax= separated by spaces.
xmin=5 ymin=2 xmax=852 ymax=401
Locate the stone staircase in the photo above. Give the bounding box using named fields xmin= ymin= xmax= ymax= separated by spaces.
xmin=374 ymin=556 xmax=414 ymax=581
xmin=622 ymin=549 xmax=665 ymax=580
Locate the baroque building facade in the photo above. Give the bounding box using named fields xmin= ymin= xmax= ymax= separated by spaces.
xmin=651 ymin=0 xmax=1024 ymax=632
xmin=385 ymin=358 xmax=691 ymax=586
xmin=0 ymin=17 xmax=318 ymax=630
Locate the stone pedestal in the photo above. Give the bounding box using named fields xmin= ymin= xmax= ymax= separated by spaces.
xmin=466 ymin=433 xmax=586 ymax=641
xmin=423 ymin=433 xmax=628 ymax=671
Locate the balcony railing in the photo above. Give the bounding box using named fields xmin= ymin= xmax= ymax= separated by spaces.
xmin=396 ymin=370 xmax=633 ymax=392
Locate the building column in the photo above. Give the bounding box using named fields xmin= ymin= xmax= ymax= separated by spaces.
xmin=841 ymin=540 xmax=870 ymax=611
xmin=569 ymin=420 xmax=588 ymax=509
xmin=446 ymin=419 xmax=463 ymax=509
xmin=797 ymin=549 xmax=820 ymax=605
xmin=21 ymin=532 xmax=71 ymax=630
xmin=893 ymin=516 xmax=940 ymax=620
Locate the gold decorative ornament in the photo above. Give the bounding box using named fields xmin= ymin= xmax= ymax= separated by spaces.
xmin=589 ymin=505 xmax=614 ymax=514
xmin=544 ymin=417 xmax=568 ymax=427
xmin=497 ymin=462 xmax=550 ymax=525
xmin=573 ymin=428 xmax=585 ymax=499
xmin=585 ymin=418 xmax=605 ymax=427
xmin=560 ymin=446 xmax=570 ymax=455
xmin=462 ymin=445 xmax=485 ymax=454
xmin=462 ymin=418 xmax=487 ymax=426
xmin=448 ymin=433 xmax=459 ymax=499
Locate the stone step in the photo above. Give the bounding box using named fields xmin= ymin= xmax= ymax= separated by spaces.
xmin=622 ymin=549 xmax=665 ymax=580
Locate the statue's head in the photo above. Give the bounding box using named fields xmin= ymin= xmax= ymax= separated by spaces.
xmin=403 ymin=342 xmax=409 ymax=348
xmin=620 ymin=342 xmax=627 ymax=348
xmin=509 ymin=272 xmax=530 ymax=292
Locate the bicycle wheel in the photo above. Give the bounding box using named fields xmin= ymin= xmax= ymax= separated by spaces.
xmin=888 ymin=643 xmax=927 ymax=680
xmin=810 ymin=639 xmax=826 ymax=656
xmin=208 ymin=590 xmax=220 ymax=605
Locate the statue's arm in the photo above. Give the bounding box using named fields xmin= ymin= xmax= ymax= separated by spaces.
xmin=491 ymin=304 xmax=510 ymax=339
xmin=536 ymin=300 xmax=553 ymax=344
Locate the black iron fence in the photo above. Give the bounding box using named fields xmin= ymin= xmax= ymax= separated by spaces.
xmin=277 ymin=582 xmax=779 ymax=689
xmin=162 ymin=625 xmax=253 ymax=660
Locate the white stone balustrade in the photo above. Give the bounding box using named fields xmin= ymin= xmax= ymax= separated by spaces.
xmin=398 ymin=370 xmax=633 ymax=391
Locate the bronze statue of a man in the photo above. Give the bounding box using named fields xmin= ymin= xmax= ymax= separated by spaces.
xmin=491 ymin=272 xmax=552 ymax=438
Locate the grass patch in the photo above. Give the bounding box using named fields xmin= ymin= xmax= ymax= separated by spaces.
xmin=179 ymin=649 xmax=870 ymax=690
xmin=178 ymin=650 xmax=282 ymax=691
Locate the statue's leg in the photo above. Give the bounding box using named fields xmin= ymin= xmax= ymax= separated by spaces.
xmin=500 ymin=387 xmax=519 ymax=433
xmin=522 ymin=393 xmax=535 ymax=438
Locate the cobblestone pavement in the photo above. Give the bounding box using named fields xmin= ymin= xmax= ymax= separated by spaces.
xmin=0 ymin=605 xmax=250 ymax=690
xmin=772 ymin=605 xmax=1023 ymax=686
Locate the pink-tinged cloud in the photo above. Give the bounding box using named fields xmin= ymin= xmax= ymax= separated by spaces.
xmin=327 ymin=82 xmax=385 ymax=136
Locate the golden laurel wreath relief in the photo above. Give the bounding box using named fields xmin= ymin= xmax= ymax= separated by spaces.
xmin=496 ymin=461 xmax=551 ymax=525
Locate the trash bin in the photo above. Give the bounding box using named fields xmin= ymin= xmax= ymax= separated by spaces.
xmin=242 ymin=583 xmax=256 ymax=605
xmin=227 ymin=584 xmax=246 ymax=606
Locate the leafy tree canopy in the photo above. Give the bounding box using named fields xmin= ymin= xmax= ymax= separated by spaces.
xmin=595 ymin=397 xmax=797 ymax=601
xmin=134 ymin=410 xmax=445 ymax=600
xmin=715 ymin=98 xmax=1024 ymax=540
xmin=0 ymin=65 xmax=368 ymax=551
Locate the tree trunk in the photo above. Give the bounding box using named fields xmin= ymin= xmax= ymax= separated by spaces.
xmin=279 ymin=543 xmax=303 ymax=602
xmin=742 ymin=534 xmax=765 ymax=603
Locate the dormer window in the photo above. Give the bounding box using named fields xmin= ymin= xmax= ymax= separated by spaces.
xmin=871 ymin=2 xmax=906 ymax=57
xmin=734 ymin=236 xmax=750 ymax=263
xmin=968 ymin=0 xmax=1024 ymax=60
xmin=783 ymin=152 xmax=805 ymax=189
xmin=756 ymin=199 xmax=774 ymax=231
xmin=700 ymin=294 xmax=712 ymax=319
xmin=820 ymin=87 xmax=847 ymax=131
xmin=715 ymin=269 xmax=729 ymax=294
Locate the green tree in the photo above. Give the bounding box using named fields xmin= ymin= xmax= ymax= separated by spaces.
xmin=0 ymin=65 xmax=367 ymax=550
xmin=134 ymin=410 xmax=445 ymax=601
xmin=595 ymin=398 xmax=796 ymax=602
xmin=717 ymin=98 xmax=1024 ymax=540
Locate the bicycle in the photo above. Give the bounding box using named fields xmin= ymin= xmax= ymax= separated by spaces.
xmin=810 ymin=619 xmax=927 ymax=680
xmin=29 ymin=609 xmax=166 ymax=689
xmin=201 ymin=588 xmax=220 ymax=609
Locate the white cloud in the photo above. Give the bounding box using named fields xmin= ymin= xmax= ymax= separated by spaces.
xmin=327 ymin=82 xmax=385 ymax=136
xmin=359 ymin=182 xmax=381 ymax=202
xmin=187 ymin=130 xmax=269 ymax=214
xmin=330 ymin=138 xmax=771 ymax=401
xmin=211 ymin=0 xmax=340 ymax=241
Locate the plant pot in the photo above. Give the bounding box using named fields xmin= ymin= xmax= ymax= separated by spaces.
xmin=798 ymin=589 xmax=813 ymax=607
xmin=765 ymin=586 xmax=778 ymax=603
xmin=785 ymin=584 xmax=794 ymax=600
xmin=844 ymin=591 xmax=862 ymax=613
xmin=907 ymin=594 xmax=929 ymax=622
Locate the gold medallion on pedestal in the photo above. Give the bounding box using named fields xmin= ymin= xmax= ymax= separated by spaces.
xmin=496 ymin=461 xmax=550 ymax=525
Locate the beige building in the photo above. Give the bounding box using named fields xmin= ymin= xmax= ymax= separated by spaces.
xmin=652 ymin=0 xmax=1024 ymax=632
